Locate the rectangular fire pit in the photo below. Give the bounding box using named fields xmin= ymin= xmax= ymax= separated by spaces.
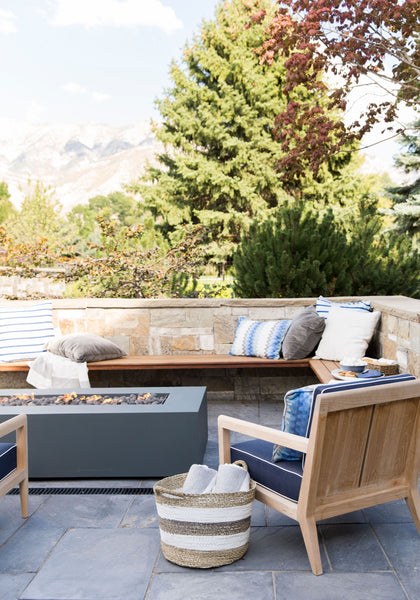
xmin=0 ymin=386 xmax=207 ymax=478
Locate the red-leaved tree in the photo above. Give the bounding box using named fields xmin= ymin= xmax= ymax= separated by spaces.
xmin=250 ymin=0 xmax=420 ymax=183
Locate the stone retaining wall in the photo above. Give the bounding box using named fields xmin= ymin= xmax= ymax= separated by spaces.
xmin=1 ymin=296 xmax=418 ymax=400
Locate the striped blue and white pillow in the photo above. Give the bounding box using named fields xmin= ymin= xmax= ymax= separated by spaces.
xmin=229 ymin=317 xmax=291 ymax=360
xmin=315 ymin=295 xmax=371 ymax=320
xmin=0 ymin=301 xmax=55 ymax=362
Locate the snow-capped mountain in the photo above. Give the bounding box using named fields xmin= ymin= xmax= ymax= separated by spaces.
xmin=0 ymin=120 xmax=162 ymax=209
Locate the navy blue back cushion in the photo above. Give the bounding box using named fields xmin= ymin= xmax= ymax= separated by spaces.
xmin=0 ymin=443 xmax=17 ymax=481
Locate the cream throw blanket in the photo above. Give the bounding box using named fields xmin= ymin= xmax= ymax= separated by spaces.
xmin=27 ymin=352 xmax=90 ymax=389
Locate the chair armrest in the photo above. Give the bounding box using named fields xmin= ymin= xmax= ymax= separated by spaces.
xmin=218 ymin=414 xmax=309 ymax=464
xmin=0 ymin=414 xmax=27 ymax=438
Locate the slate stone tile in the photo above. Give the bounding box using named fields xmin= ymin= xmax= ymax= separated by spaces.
xmin=202 ymin=438 xmax=219 ymax=469
xmin=27 ymin=494 xmax=133 ymax=529
xmin=250 ymin=499 xmax=266 ymax=526
xmin=140 ymin=478 xmax=159 ymax=488
xmin=0 ymin=573 xmax=34 ymax=600
xmin=216 ymin=526 xmax=328 ymax=572
xmin=0 ymin=520 xmax=64 ymax=574
xmin=21 ymin=528 xmax=161 ymax=600
xmin=0 ymin=496 xmax=45 ymax=546
xmin=320 ymin=523 xmax=391 ymax=572
xmin=147 ymin=571 xmax=275 ymax=600
xmin=373 ymin=522 xmax=420 ymax=575
xmin=363 ymin=499 xmax=414 ymax=523
xmin=319 ymin=511 xmax=367 ymax=525
xmin=266 ymin=506 xmax=296 ymax=526
xmin=266 ymin=507 xmax=366 ymax=527
xmin=207 ymin=400 xmax=258 ymax=425
xmin=274 ymin=572 xmax=407 ymax=600
xmin=120 ymin=495 xmax=159 ymax=528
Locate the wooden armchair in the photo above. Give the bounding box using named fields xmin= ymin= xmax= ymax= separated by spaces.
xmin=0 ymin=414 xmax=29 ymax=518
xmin=218 ymin=377 xmax=420 ymax=575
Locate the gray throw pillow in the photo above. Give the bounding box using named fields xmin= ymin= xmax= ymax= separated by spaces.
xmin=281 ymin=306 xmax=325 ymax=360
xmin=46 ymin=333 xmax=127 ymax=363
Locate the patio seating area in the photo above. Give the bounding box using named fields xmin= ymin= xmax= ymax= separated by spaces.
xmin=1 ymin=391 xmax=420 ymax=600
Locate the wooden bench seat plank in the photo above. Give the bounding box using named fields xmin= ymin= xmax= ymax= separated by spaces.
xmin=309 ymin=359 xmax=340 ymax=383
xmin=0 ymin=355 xmax=339 ymax=383
xmin=87 ymin=355 xmax=311 ymax=370
xmin=0 ymin=355 xmax=311 ymax=372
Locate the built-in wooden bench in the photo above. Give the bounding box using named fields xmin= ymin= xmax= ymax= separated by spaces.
xmin=0 ymin=355 xmax=339 ymax=384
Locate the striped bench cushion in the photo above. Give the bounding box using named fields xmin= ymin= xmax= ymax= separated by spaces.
xmin=0 ymin=301 xmax=55 ymax=362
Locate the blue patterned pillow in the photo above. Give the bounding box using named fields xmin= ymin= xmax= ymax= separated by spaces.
xmin=272 ymin=385 xmax=318 ymax=461
xmin=315 ymin=296 xmax=371 ymax=320
xmin=229 ymin=317 xmax=291 ymax=360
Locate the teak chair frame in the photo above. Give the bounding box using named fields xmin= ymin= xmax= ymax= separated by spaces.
xmin=0 ymin=414 xmax=29 ymax=518
xmin=218 ymin=379 xmax=420 ymax=575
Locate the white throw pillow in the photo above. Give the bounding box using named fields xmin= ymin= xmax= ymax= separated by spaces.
xmin=314 ymin=306 xmax=381 ymax=361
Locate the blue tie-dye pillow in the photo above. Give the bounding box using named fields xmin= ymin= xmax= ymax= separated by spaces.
xmin=273 ymin=374 xmax=417 ymax=462
xmin=229 ymin=317 xmax=291 ymax=360
xmin=272 ymin=385 xmax=318 ymax=461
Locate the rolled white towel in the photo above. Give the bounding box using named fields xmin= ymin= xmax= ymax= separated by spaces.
xmin=182 ymin=464 xmax=217 ymax=494
xmin=213 ymin=463 xmax=250 ymax=493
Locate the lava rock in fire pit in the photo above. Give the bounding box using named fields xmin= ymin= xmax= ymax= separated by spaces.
xmin=0 ymin=392 xmax=169 ymax=406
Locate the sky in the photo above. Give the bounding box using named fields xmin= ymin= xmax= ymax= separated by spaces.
xmin=0 ymin=0 xmax=415 ymax=173
xmin=0 ymin=0 xmax=219 ymax=126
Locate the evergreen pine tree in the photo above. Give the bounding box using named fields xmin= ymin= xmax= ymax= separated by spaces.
xmin=387 ymin=119 xmax=420 ymax=246
xmin=129 ymin=0 xmax=329 ymax=273
xmin=347 ymin=196 xmax=419 ymax=298
xmin=0 ymin=182 xmax=15 ymax=224
xmin=233 ymin=203 xmax=352 ymax=298
xmin=233 ymin=199 xmax=420 ymax=299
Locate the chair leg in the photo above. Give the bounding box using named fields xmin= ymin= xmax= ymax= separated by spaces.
xmin=406 ymin=487 xmax=420 ymax=535
xmin=299 ymin=517 xmax=323 ymax=575
xmin=19 ymin=478 xmax=29 ymax=518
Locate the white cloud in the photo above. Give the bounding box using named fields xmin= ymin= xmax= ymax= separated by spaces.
xmin=63 ymin=82 xmax=110 ymax=103
xmin=0 ymin=8 xmax=17 ymax=34
xmin=45 ymin=0 xmax=182 ymax=34
xmin=91 ymin=92 xmax=110 ymax=104
xmin=63 ymin=82 xmax=87 ymax=94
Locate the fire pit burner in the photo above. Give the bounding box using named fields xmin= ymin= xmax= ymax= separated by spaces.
xmin=0 ymin=391 xmax=169 ymax=406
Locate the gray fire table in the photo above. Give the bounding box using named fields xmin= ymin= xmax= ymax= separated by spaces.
xmin=0 ymin=386 xmax=207 ymax=478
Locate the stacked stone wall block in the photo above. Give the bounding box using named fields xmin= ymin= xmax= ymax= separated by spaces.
xmin=150 ymin=309 xmax=186 ymax=327
xmin=183 ymin=308 xmax=215 ymax=328
xmin=248 ymin=307 xmax=288 ymax=320
xmin=397 ymin=318 xmax=410 ymax=342
xmin=231 ymin=307 xmax=248 ymax=316
xmin=199 ymin=334 xmax=214 ymax=351
xmin=412 ymin=321 xmax=420 ymax=354
xmin=170 ymin=335 xmax=198 ymax=352
xmin=55 ymin=310 xmax=89 ymax=335
xmin=214 ymin=315 xmax=236 ymax=345
xmin=396 ymin=347 xmax=409 ymax=371
xmin=129 ymin=335 xmax=150 ymax=356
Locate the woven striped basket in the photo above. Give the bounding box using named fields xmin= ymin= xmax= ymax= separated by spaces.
xmin=154 ymin=462 xmax=256 ymax=568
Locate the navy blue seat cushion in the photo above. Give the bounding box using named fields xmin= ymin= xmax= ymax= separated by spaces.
xmin=230 ymin=439 xmax=303 ymax=502
xmin=0 ymin=442 xmax=17 ymax=481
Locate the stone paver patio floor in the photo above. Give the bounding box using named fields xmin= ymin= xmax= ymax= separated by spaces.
xmin=1 ymin=395 xmax=419 ymax=600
